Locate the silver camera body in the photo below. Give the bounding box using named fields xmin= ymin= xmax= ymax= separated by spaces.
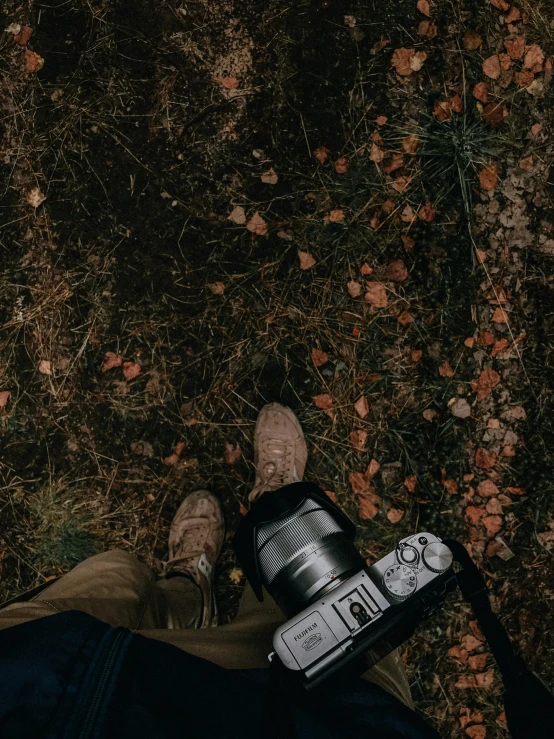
xmin=270 ymin=532 xmax=454 ymax=688
xmin=234 ymin=483 xmax=456 ymax=690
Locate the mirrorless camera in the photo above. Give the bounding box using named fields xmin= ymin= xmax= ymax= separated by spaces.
xmin=234 ymin=482 xmax=456 ymax=690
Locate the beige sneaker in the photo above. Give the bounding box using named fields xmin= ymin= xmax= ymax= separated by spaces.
xmin=249 ymin=403 xmax=308 ymax=502
xmin=165 ymin=490 xmax=224 ymax=628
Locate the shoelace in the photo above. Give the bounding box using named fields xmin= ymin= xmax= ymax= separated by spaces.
xmin=249 ymin=438 xmax=295 ymax=501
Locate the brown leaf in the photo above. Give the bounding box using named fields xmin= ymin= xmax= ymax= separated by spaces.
xmin=464 ymin=337 xmax=476 ymax=348
xmin=103 ymin=352 xmax=123 ymax=372
xmin=224 ymin=441 xmax=242 ymax=465
xmin=24 ymin=49 xmax=44 ymax=72
xmin=418 ymin=20 xmax=437 ymax=39
xmin=349 ymin=471 xmax=371 ymax=495
xmin=350 ymin=429 xmax=368 ymax=452
xmin=14 ymin=25 xmax=33 ymax=46
xmin=329 ymin=209 xmax=345 ymax=222
xmin=38 ymin=359 xmax=52 ymax=375
xmin=448 ymin=645 xmax=469 ymax=663
xmin=462 ymin=634 xmax=484 ymax=651
xmin=402 ymin=134 xmax=419 ymax=154
xmin=163 ymin=453 xmax=180 ymax=466
xmin=371 ymin=38 xmax=390 ymax=55
xmin=466 ymin=506 xmax=485 ymax=524
xmin=314 ymin=146 xmax=330 ymax=163
xmin=519 ymin=155 xmax=533 ymax=171
xmin=298 ymin=250 xmax=316 ymax=270
xmin=477 ymin=479 xmax=499 ymax=498
xmin=479 ymin=163 xmax=498 ymax=191
xmin=367 ymin=459 xmax=381 ymax=477
xmin=455 ymin=676 xmax=477 ymax=689
xmin=402 ymin=235 xmax=415 ymax=250
xmin=451 ymin=94 xmax=464 ymax=113
xmin=483 ymin=515 xmax=503 ymax=535
xmin=410 ymin=51 xmax=428 ymax=71
xmin=482 ymin=55 xmax=501 ymax=79
xmin=471 ymin=367 xmax=501 ymax=400
xmin=505 ymin=486 xmax=526 ymax=496
xmin=401 ymin=204 xmax=416 ymax=223
xmin=354 ymin=395 xmax=369 ymax=419
xmin=451 ymin=398 xmax=472 ymax=419
xmin=347 ymin=280 xmax=362 ymax=298
xmin=311 ymin=348 xmax=329 ymax=367
xmin=502 ymin=444 xmax=516 ymax=457
xmin=208 ymin=282 xmax=225 ymax=295
xmin=381 ymin=152 xmax=404 ymax=174
xmin=459 ymin=707 xmax=484 ymax=728
xmin=416 ymin=0 xmax=430 ymax=15
xmin=468 ymin=653 xmax=490 ymax=672
xmin=376 ymin=115 xmax=388 ymax=126
xmin=515 ymin=69 xmax=535 ymax=88
xmin=474 ymin=670 xmax=495 ymax=688
xmin=523 ymin=43 xmax=544 ymax=73
xmin=498 ymin=52 xmax=513 ymax=71
xmin=490 ymin=338 xmax=509 ymax=357
xmin=387 ymin=508 xmax=404 ymax=524
xmin=486 ymin=498 xmax=503 ymax=515
xmin=477 ymin=331 xmax=495 ymax=346
xmin=227 ymin=205 xmax=246 ymax=224
xmin=392 ymin=47 xmax=415 ymax=76
xmin=313 ymin=393 xmax=333 ymax=410
xmin=418 ymin=201 xmax=436 ymax=222
xmin=475 ymin=448 xmax=497 ymax=469
xmin=325 ymin=490 xmax=338 ymax=504
xmin=423 ymin=409 xmax=437 ymax=422
xmin=466 ymin=725 xmax=487 ymax=739
xmin=463 ymin=30 xmax=482 ymax=50
xmin=398 ymin=311 xmax=413 ymax=325
xmin=476 ymin=249 xmax=487 ymax=264
xmin=261 ymin=167 xmax=278 ymax=185
xmin=473 ymin=82 xmax=488 ymax=103
xmin=246 ymin=212 xmax=268 ymax=236
xmin=504 ymin=36 xmax=525 ymax=60
xmin=26 ymin=188 xmax=46 ymax=208
xmin=364 ymin=282 xmax=388 ymax=308
xmin=369 ymin=142 xmax=384 ymax=163
xmin=470 ymin=620 xmax=486 ymax=642
xmin=358 ymin=494 xmax=380 ymax=520
xmin=490 ymin=0 xmax=509 ymax=8
xmin=439 ymin=360 xmax=454 ymax=377
xmin=434 ymin=100 xmax=451 ymax=122
xmin=492 ymin=307 xmax=509 ymax=323
xmin=0 ymin=390 xmax=10 ymax=408
xmin=483 ymin=102 xmax=508 ymax=127
xmin=404 ymin=474 xmax=417 ymax=492
xmin=335 ymin=157 xmax=350 ymax=174
xmin=505 ymin=6 xmax=521 ymax=22
xmin=218 ymin=76 xmax=238 ymax=89
xmin=386 ymin=259 xmax=408 ymax=282
xmin=444 ymin=479 xmax=458 ymax=494
xmin=123 ymin=362 xmax=141 ymax=381
xmin=390 ymin=175 xmax=413 ymax=193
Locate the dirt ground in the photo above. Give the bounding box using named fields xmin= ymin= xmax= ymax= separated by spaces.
xmin=2 ymin=0 xmax=554 ymax=735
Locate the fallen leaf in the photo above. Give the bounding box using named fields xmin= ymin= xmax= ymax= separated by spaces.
xmin=418 ymin=201 xmax=436 ymax=222
xmin=519 ymin=155 xmax=533 ymax=171
xmin=504 ymin=486 xmax=526 ymax=495
xmin=466 ymin=725 xmax=487 ymax=739
xmin=486 ymin=498 xmax=503 ymax=515
xmin=364 ymin=282 xmax=388 ymax=308
xmin=451 ymin=94 xmax=464 ymax=113
xmin=369 ymin=142 xmax=384 ymax=163
xmin=410 ymin=51 xmax=428 ymax=72
xmin=515 ymin=69 xmax=535 ymax=88
xmin=354 ymin=395 xmax=369 ymax=418
xmin=123 ymin=361 xmax=141 ymax=380
xmin=473 ymin=82 xmax=488 ymax=103
xmin=246 ymin=211 xmax=268 ymax=235
xmin=462 ymin=634 xmax=484 ymax=652
xmin=24 ymin=49 xmax=44 ymax=72
xmin=463 ymin=30 xmax=482 ymax=50
xmin=451 ymin=398 xmax=472 ymax=418
xmin=502 ymin=444 xmax=516 ymax=457
xmin=475 ymin=670 xmax=494 ymax=688
xmin=371 ymin=38 xmax=390 ymax=54
xmin=350 ymin=429 xmax=368 ymax=452
xmin=229 ymin=567 xmax=243 ymax=584
xmin=464 ymin=337 xmax=476 ymax=348
xmin=531 ymin=123 xmax=542 ymax=136
xmin=224 ymin=441 xmax=242 ymax=464
xmin=324 ymin=490 xmax=338 ymax=505
xmin=411 ymin=349 xmax=423 ymax=363
xmin=455 ymin=676 xmax=477 ymax=689
xmin=401 ymin=204 xmax=416 ymax=223
xmin=14 ymin=25 xmax=33 ymax=46
xmin=418 ymin=20 xmax=437 ymax=39
xmin=444 ymin=479 xmax=458 ymax=494
xmin=358 ymin=494 xmax=380 ymax=520
xmin=505 ymin=6 xmax=521 ymax=22
xmin=398 ymin=311 xmax=413 ymax=325
xmin=349 ymin=471 xmax=371 ymax=495
xmin=103 ymin=352 xmax=123 ymax=372
xmin=392 ymin=47 xmax=415 ymax=76
xmin=403 ymin=475 xmax=416 ymax=493
xmin=479 ymin=163 xmax=498 ymax=191
xmin=423 ymin=409 xmax=437 ymax=422
xmin=0 ymin=391 xmax=10 ymax=408
xmin=261 ymin=168 xmax=278 ymax=185
xmin=523 ymin=43 xmax=544 ymax=73
xmin=483 ymin=515 xmax=503 ymax=535
xmin=208 ymin=281 xmax=225 ymax=295
xmin=387 ymin=508 xmax=404 ymax=524
xmin=477 ymin=479 xmax=500 ymax=497
xmin=475 ymin=448 xmax=497 ymax=469
xmin=483 ymin=55 xmax=501 ymax=79
xmin=416 ymin=0 xmax=430 ymax=15
xmin=360 ymin=263 xmax=373 ymax=275
xmin=376 ymin=115 xmax=388 ymax=126
xmin=314 ymin=146 xmax=330 ymax=163
xmin=476 ymin=249 xmax=487 ymax=264
xmin=402 ymin=134 xmax=419 ymax=154
xmin=390 ymin=175 xmax=413 ymax=193
xmin=218 ymin=76 xmax=238 ymax=89
xmin=227 ymin=205 xmax=246 ymax=224
xmin=483 ymin=102 xmax=508 ymax=127
xmin=313 ymin=393 xmax=333 ymax=410
xmin=6 ymin=22 xmax=22 ymax=34
xmin=469 ymin=653 xmax=490 ymax=672
xmin=26 ymin=187 xmax=46 ymax=208
xmin=335 ymin=157 xmax=350 ymax=174
xmin=386 ymin=259 xmax=408 ymax=282
xmin=402 ymin=235 xmax=415 ymax=250
xmin=492 ymin=307 xmax=509 ymax=323
xmin=471 ymin=367 xmax=501 ymax=400
xmin=490 ymin=0 xmax=509 ymax=8
xmin=163 ymin=453 xmax=179 ymax=466
xmin=311 ymin=348 xmax=329 ymax=367
xmin=499 ymin=52 xmax=513 ymax=71
xmin=459 ymin=707 xmax=484 ymax=728
xmin=367 ymin=459 xmax=380 ymax=477
xmin=347 ymin=280 xmax=362 ymax=297
xmin=448 ymin=645 xmax=469 ymax=663
xmin=439 ymin=360 xmax=454 ymax=377
xmin=466 ymin=506 xmax=485 ymax=524
xmin=38 ymin=359 xmax=52 ymax=375
xmin=329 ymin=209 xmax=345 ymax=222
xmin=434 ymin=100 xmax=452 ymax=122
xmin=298 ymin=250 xmax=316 ymax=270
xmin=490 ymin=338 xmax=509 ymax=357
xmin=504 ymin=36 xmax=525 ymax=59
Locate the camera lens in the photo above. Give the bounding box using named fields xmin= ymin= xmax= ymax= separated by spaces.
xmin=255 ymin=497 xmax=365 ymax=616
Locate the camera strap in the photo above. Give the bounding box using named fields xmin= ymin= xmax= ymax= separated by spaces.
xmin=443 ymin=539 xmax=554 ymax=739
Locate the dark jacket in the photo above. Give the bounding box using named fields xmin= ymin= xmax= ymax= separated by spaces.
xmin=0 ymin=611 xmax=440 ymax=738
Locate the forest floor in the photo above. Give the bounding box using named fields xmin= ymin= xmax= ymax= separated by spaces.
xmin=2 ymin=0 xmax=554 ymax=735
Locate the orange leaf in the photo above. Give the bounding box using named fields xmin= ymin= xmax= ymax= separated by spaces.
xmin=490 ymin=338 xmax=509 ymax=357
xmin=402 ymin=134 xmax=419 ymax=153
xmin=314 ymin=146 xmax=330 ymax=163
xmin=347 ymin=280 xmax=362 ymax=298
xmin=24 ymin=49 xmax=44 ymax=72
xmin=410 ymin=349 xmax=422 ymax=362
xmin=298 ymin=250 xmax=316 ymax=270
xmin=358 ymin=493 xmax=380 ymax=520
xmin=474 ymin=670 xmax=495 ymax=688
xmin=311 ymin=348 xmax=329 ymax=367
xmin=468 ymin=653 xmax=490 ymax=672
xmin=490 ymin=0 xmax=509 ymax=9
xmin=402 ymin=235 xmax=415 ymax=250
xmin=360 ymin=262 xmax=373 ymax=275
xmin=369 ymin=142 xmax=384 ymax=163
xmin=261 ymin=167 xmax=278 ymax=185
xmin=463 ymin=30 xmax=482 ymax=50
xmin=466 ymin=506 xmax=485 ymax=524
xmin=398 ymin=311 xmax=413 ymax=326
xmin=505 ymin=6 xmax=521 ymax=22
xmin=313 ymin=393 xmax=333 ymax=410
xmin=123 ymin=362 xmax=141 ymax=380
xmin=473 ymin=82 xmax=488 ymax=103
xmin=208 ymin=281 xmax=225 ymax=295
xmin=329 ymin=209 xmax=345 ymax=222
xmin=423 ymin=409 xmax=437 ymax=422
xmin=103 ymin=352 xmax=123 ymax=372
xmin=387 ymin=508 xmax=404 ymax=524
xmin=477 ymin=479 xmax=499 ymax=497
xmin=462 ymin=634 xmax=484 ymax=651
xmin=364 ymin=282 xmax=388 ymax=308
xmin=504 ymin=36 xmax=525 ymax=60
xmin=444 ymin=479 xmax=458 ymax=494
xmin=464 ymin=337 xmax=476 ymax=348
xmin=448 ymin=645 xmax=469 ymax=663
xmin=246 ymin=212 xmax=268 ymax=235
xmin=418 ymin=20 xmax=437 ymax=39
xmin=486 ymin=497 xmax=503 ymax=515
xmin=239 ymin=502 xmax=248 ymax=516
xmin=459 ymin=707 xmax=484 ymax=728
xmin=479 ymin=163 xmax=498 ymax=191
xmin=475 ymin=448 xmax=497 ymax=469
xmin=354 ymin=395 xmax=369 ymax=419
xmin=0 ymin=390 xmax=10 ymax=408
xmin=376 ymin=115 xmax=388 ymax=126
xmin=523 ymin=44 xmax=544 ymax=73
xmin=349 ymin=471 xmax=371 ymax=495
xmin=367 ymin=459 xmax=381 ymax=477
xmin=492 ymin=307 xmax=509 ymax=323
xmin=386 ymin=259 xmax=408 ymax=282
xmin=14 ymin=25 xmax=33 ymax=46
xmin=471 ymin=367 xmax=500 ymax=400
xmin=483 ymin=515 xmax=503 ymax=535
xmin=418 ymin=201 xmax=436 ymax=222
xmin=335 ymin=157 xmax=350 ymax=174
xmin=439 ymin=360 xmax=454 ymax=377
xmin=350 ymin=429 xmax=367 ymax=452
xmin=505 ymin=486 xmax=526 ymax=496
xmin=466 ymin=725 xmax=487 ymax=739
xmin=218 ymin=76 xmax=239 ymax=89
xmin=392 ymin=47 xmax=415 ymax=76
xmin=482 ymin=55 xmax=501 ymax=79
xmin=227 ymin=205 xmax=246 ymax=224
xmin=224 ymin=441 xmax=242 ymax=464
xmin=416 ymin=0 xmax=430 ymax=15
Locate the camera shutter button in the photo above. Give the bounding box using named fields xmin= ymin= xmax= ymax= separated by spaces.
xmin=422 ymin=542 xmax=453 ymax=573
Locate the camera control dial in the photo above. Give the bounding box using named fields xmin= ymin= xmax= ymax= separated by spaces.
xmin=383 ymin=564 xmax=417 ymax=601
xmin=398 ymin=545 xmax=418 ymax=565
xmin=422 ymin=542 xmax=453 ymax=573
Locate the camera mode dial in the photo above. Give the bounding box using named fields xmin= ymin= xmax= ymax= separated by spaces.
xmin=422 ymin=542 xmax=453 ymax=573
xmin=383 ymin=564 xmax=417 ymax=601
